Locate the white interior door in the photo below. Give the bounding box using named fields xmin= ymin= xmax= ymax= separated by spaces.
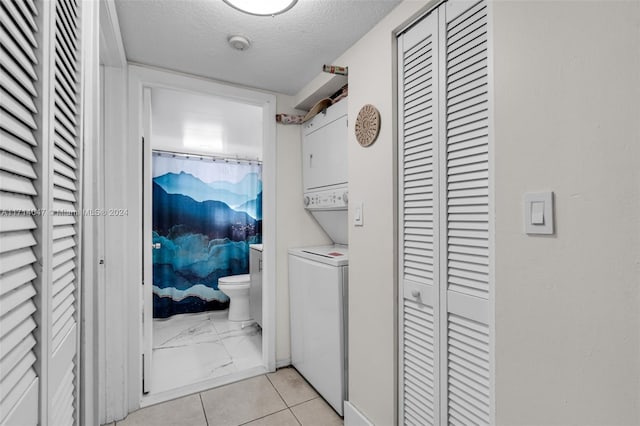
xmin=46 ymin=0 xmax=83 ymax=423
xmin=0 ymin=0 xmax=41 ymax=424
xmin=142 ymin=87 xmax=153 ymax=394
xmin=398 ymin=8 xmax=441 ymax=424
xmin=2 ymin=0 xmax=86 ymax=423
xmin=441 ymin=1 xmax=491 ymax=423
xmin=398 ymin=0 xmax=492 ymax=424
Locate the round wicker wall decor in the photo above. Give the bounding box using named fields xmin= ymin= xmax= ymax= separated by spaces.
xmin=355 ymin=104 xmax=380 ymax=147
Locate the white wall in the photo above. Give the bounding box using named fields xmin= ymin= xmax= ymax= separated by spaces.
xmin=298 ymin=0 xmax=640 ymax=424
xmin=298 ymin=2 xmax=431 ymax=424
xmin=492 ymin=1 xmax=640 ymax=424
xmin=274 ymin=95 xmax=333 ymax=363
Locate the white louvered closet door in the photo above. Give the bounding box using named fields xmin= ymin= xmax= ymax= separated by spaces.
xmin=398 ymin=0 xmax=491 ymax=424
xmin=0 ymin=1 xmax=41 ymax=424
xmin=1 ymin=0 xmax=84 ymax=424
xmin=398 ymin=9 xmax=440 ymax=426
xmin=442 ymin=1 xmax=490 ymax=424
xmin=45 ymin=0 xmax=82 ymax=424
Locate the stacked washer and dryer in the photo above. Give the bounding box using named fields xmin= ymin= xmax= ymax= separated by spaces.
xmin=289 ymin=99 xmax=349 ymax=415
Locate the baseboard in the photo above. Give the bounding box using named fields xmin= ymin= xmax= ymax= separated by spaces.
xmin=344 ymin=401 xmax=373 ymax=426
xmin=275 ymin=357 xmax=291 ymax=369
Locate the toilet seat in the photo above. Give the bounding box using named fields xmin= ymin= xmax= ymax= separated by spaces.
xmin=218 ymin=274 xmax=250 ymax=287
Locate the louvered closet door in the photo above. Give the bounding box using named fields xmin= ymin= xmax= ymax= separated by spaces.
xmin=398 ymin=10 xmax=440 ymax=426
xmin=399 ymin=0 xmax=492 ymax=424
xmin=441 ymin=0 xmax=491 ymax=424
xmin=0 ymin=0 xmax=41 ymax=424
xmin=46 ymin=0 xmax=82 ymax=424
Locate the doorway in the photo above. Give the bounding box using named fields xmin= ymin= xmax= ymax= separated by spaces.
xmin=148 ymin=149 xmax=263 ymax=395
xmin=130 ymin=68 xmax=277 ymax=406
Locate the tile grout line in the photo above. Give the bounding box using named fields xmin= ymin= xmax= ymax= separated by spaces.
xmin=237 ymin=407 xmax=296 ymax=426
xmin=265 ymin=369 xmax=304 ymax=425
xmin=287 ymin=396 xmax=321 ymax=410
xmin=264 ymin=371 xmax=289 ymax=408
xmin=288 ymin=406 xmax=303 ymax=426
xmin=199 ymin=393 xmax=210 ymax=426
xmin=276 ymin=367 xmax=323 ymax=410
xmin=266 ymin=367 xmax=335 ymax=425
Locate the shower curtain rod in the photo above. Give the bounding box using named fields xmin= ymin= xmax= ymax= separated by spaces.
xmin=153 ymin=149 xmax=262 ymax=165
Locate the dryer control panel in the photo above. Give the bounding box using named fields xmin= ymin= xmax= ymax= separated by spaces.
xmin=304 ymin=188 xmax=348 ymax=210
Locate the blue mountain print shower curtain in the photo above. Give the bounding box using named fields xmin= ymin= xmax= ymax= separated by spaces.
xmin=152 ymin=152 xmax=262 ymax=318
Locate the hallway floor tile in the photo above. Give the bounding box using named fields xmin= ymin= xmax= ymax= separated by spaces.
xmin=109 ymin=367 xmax=343 ymax=426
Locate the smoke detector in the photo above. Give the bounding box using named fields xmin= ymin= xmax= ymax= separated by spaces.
xmin=228 ymin=35 xmax=251 ymax=51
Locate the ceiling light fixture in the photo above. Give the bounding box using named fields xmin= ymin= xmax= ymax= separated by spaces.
xmin=222 ymin=0 xmax=298 ymax=17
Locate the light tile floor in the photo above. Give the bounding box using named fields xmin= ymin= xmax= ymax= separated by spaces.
xmin=108 ymin=367 xmax=343 ymax=426
xmin=151 ymin=310 xmax=262 ymax=394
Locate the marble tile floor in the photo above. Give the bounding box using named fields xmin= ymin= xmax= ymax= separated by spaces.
xmin=150 ymin=310 xmax=262 ymax=394
xmin=105 ymin=367 xmax=343 ymax=426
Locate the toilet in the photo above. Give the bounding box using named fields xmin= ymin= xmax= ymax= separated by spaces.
xmin=218 ymin=274 xmax=251 ymax=321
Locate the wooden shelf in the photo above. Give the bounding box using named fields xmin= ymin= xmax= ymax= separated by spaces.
xmin=294 ymin=73 xmax=347 ymax=111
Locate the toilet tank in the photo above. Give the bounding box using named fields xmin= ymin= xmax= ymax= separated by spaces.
xmin=249 ymin=244 xmax=263 ymax=327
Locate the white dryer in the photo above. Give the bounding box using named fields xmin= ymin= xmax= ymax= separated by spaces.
xmin=288 ymin=245 xmax=348 ymax=415
xmin=289 ymin=99 xmax=349 ymax=415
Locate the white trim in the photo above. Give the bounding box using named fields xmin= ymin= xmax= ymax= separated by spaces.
xmin=142 ymin=87 xmax=153 ymax=395
xmin=125 ymin=64 xmax=278 ymax=411
xmin=36 ymin=0 xmax=54 ymax=420
xmin=101 ymin=66 xmax=130 ymax=423
xmin=486 ymin=0 xmax=497 ymax=422
xmin=125 ymin=66 xmax=144 ymax=415
xmin=344 ymin=401 xmax=374 ymax=426
xmin=98 ymin=0 xmax=129 ymax=421
xmin=80 ymin=1 xmax=100 ymax=425
xmin=261 ymin=87 xmax=278 ymax=373
xmin=437 ymin=7 xmax=449 ymax=422
xmin=276 ymin=358 xmax=292 ymax=369
xmin=99 ymin=0 xmax=127 ymax=68
xmin=395 ymin=0 xmax=444 ymax=37
xmin=395 ymin=26 xmax=405 ymax=426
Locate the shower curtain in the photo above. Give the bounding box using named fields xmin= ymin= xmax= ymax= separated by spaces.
xmin=152 ymin=152 xmax=262 ymax=318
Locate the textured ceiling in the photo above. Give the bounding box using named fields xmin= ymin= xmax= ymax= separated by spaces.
xmin=114 ymin=0 xmax=402 ymax=95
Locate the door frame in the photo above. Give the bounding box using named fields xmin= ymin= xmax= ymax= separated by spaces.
xmin=127 ymin=65 xmax=278 ymax=408
xmin=99 ymin=0 xmax=130 ymax=421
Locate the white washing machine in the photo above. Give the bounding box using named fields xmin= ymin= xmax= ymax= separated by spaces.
xmin=288 ymin=245 xmax=348 ymax=415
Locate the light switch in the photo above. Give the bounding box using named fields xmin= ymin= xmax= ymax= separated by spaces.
xmin=531 ymin=201 xmax=545 ymax=225
xmin=354 ymin=202 xmax=363 ymax=226
xmin=524 ymin=192 xmax=554 ymax=235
